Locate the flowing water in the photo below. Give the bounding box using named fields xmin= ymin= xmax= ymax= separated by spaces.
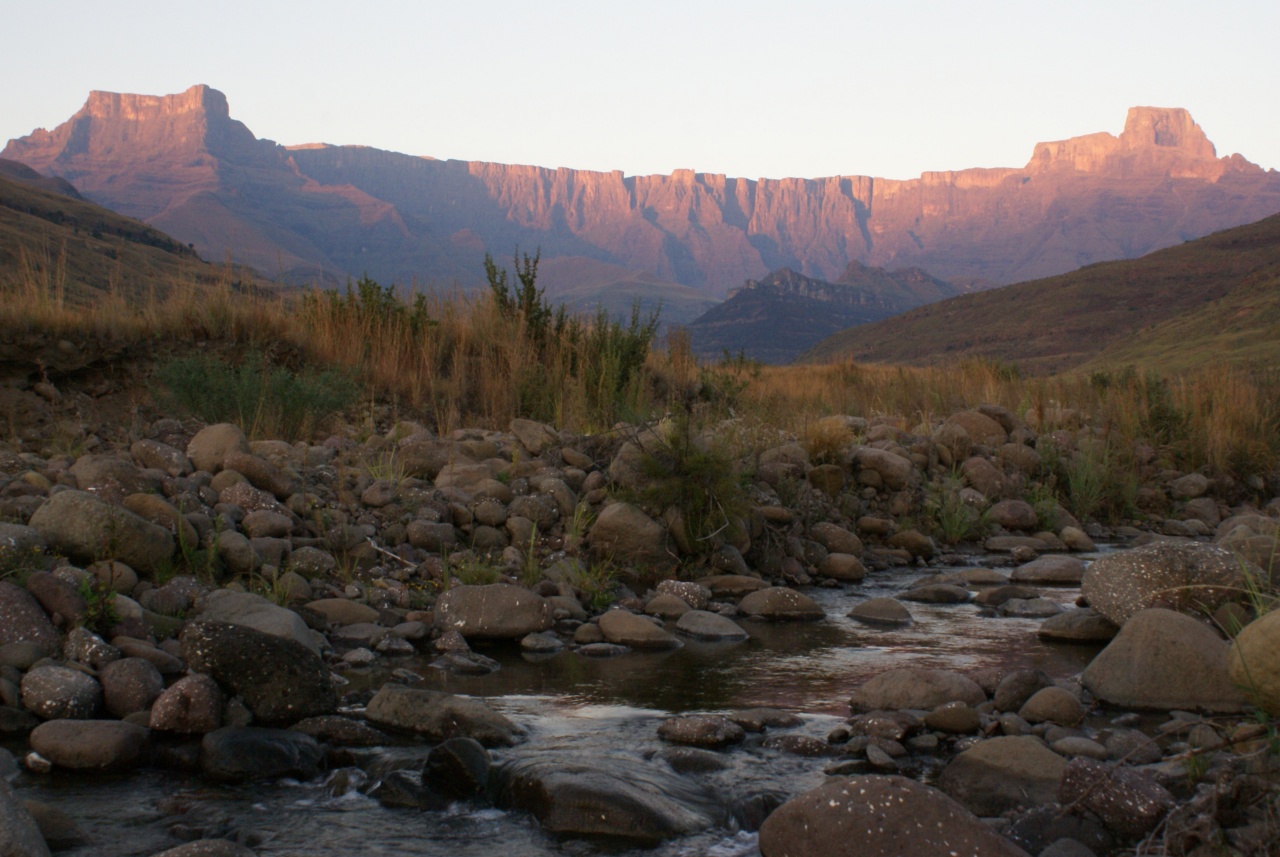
xmin=9 ymin=550 xmax=1116 ymax=856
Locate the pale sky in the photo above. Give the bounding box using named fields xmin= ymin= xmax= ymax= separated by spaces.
xmin=3 ymin=0 xmax=1277 ymax=181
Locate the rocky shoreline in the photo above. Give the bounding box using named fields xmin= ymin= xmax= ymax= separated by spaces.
xmin=1 ymin=407 xmax=1278 ymax=857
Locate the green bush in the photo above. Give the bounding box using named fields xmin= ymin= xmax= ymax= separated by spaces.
xmin=154 ymin=352 xmax=357 ymax=441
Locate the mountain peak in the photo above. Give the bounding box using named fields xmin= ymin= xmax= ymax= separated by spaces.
xmin=1121 ymin=106 xmax=1215 ymax=158
xmin=82 ymin=84 xmax=229 ymax=122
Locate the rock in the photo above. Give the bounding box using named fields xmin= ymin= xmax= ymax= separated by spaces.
xmin=100 ymin=657 xmax=165 ymax=717
xmin=1081 ymin=541 xmax=1250 ymax=625
xmin=123 ymin=493 xmax=200 ymax=548
xmin=1037 ymin=608 xmax=1119 ymax=643
xmin=674 ymin=610 xmax=748 ymax=641
xmin=1058 ymin=757 xmax=1175 ymax=839
xmin=1011 ymin=555 xmax=1086 ymax=584
xmin=645 ymin=592 xmax=692 ymax=619
xmin=304 ymin=598 xmax=379 ymax=626
xmin=1228 ymin=609 xmax=1280 ymax=715
xmin=425 ymin=737 xmax=491 ymax=798
xmin=818 ymin=553 xmax=866 ymax=582
xmin=498 ymin=755 xmax=720 ymax=844
xmin=961 ymin=455 xmax=1005 ymax=498
xmin=924 ymin=701 xmax=981 ymax=733
xmin=598 ymin=609 xmax=681 ymax=649
xmin=900 ymin=583 xmax=970 ymax=603
xmin=654 ymin=579 xmax=711 ymax=610
xmin=69 ymin=455 xmax=152 ymax=496
xmin=181 ymin=621 xmax=336 ymax=724
xmin=201 ymin=726 xmax=323 ymax=781
xmin=149 ymin=674 xmax=223 ymax=733
xmin=20 ymin=665 xmax=101 ymax=719
xmin=850 ymin=668 xmax=986 ymax=713
xmin=0 ymin=778 xmax=51 ymax=857
xmin=290 ymin=714 xmax=389 ymax=746
xmin=130 ymin=438 xmax=192 ymax=476
xmin=510 ymin=418 xmax=559 ymax=455
xmin=432 ymin=583 xmax=552 ymax=641
xmin=1019 ymin=687 xmax=1083 ymax=726
xmin=588 ymin=503 xmax=670 ymax=567
xmin=197 ymin=590 xmax=318 ymax=654
xmin=854 ymin=448 xmax=913 ymax=491
xmin=887 ymin=529 xmax=935 ymax=558
xmin=738 ymin=587 xmax=824 ymax=621
xmin=994 ymin=669 xmax=1055 ymax=712
xmin=0 ymin=581 xmax=59 ymax=656
xmin=1060 ymin=526 xmax=1096 ymax=552
xmin=998 ymin=597 xmax=1064 ymax=618
xmin=364 ymin=684 xmax=521 ymax=746
xmin=186 ymin=423 xmax=250 ymax=474
xmin=657 ymin=715 xmax=745 ymax=749
xmin=695 ymin=574 xmax=769 ymax=599
xmin=758 ymin=774 xmax=1030 ymax=857
xmin=810 ymin=522 xmax=863 ymax=556
xmin=1081 ymin=608 xmax=1246 ymax=712
xmin=1170 ymin=472 xmax=1210 ymax=499
xmin=519 ymin=632 xmax=564 ymax=654
xmin=1052 ymin=737 xmax=1108 ymax=760
xmin=975 ymin=584 xmax=1041 ymax=607
xmin=24 ymin=571 xmax=87 ymax=627
xmin=222 ymin=451 xmax=295 ymax=499
xmin=847 ymin=597 xmax=911 ymax=626
xmin=939 ymin=736 xmax=1067 ymax=816
xmin=21 ymin=800 xmax=87 ymax=850
xmin=0 ymin=641 xmax=46 ymax=671
xmin=989 ymin=500 xmax=1039 ymax=531
xmin=151 ymin=842 xmax=258 ymax=857
xmin=29 ymin=490 xmax=174 ymax=575
xmin=28 ymin=719 xmax=149 ymax=770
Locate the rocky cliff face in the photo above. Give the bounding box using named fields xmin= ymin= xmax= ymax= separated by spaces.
xmin=6 ymin=88 xmax=1280 ymax=295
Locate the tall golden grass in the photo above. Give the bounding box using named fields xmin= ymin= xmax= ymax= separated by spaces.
xmin=3 ymin=263 xmax=1277 ymax=481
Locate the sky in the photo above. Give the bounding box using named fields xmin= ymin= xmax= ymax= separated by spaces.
xmin=2 ymin=0 xmax=1277 ymax=181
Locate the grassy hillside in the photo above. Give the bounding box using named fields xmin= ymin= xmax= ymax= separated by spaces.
xmin=801 ymin=211 xmax=1280 ymax=374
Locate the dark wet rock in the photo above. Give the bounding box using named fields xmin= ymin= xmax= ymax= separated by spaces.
xmin=0 ymin=581 xmax=60 ymax=656
xmin=425 ymin=737 xmax=491 ymax=799
xmin=1058 ymin=757 xmax=1175 ymax=840
xmin=498 ymin=754 xmax=723 ymax=844
xmin=181 ymin=621 xmax=336 ymax=724
xmin=1011 ymin=555 xmax=1086 ymax=585
xmin=847 ymin=597 xmax=911 ymax=626
xmin=759 ymin=734 xmax=831 ymax=756
xmin=1007 ymin=806 xmax=1113 ymax=857
xmin=657 ymin=715 xmax=745 ymax=749
xmin=998 ymin=597 xmax=1064 ymax=618
xmin=0 ymin=706 xmax=39 ymax=736
xmin=975 ymin=584 xmax=1041 ymax=607
xmin=899 ymin=583 xmax=970 ymax=604
xmin=728 ymin=707 xmax=803 ymax=732
xmin=364 ymin=684 xmax=521 ymax=746
xmin=20 ymin=665 xmax=102 ymax=720
xmin=1081 ymin=608 xmax=1246 ymax=712
xmin=1082 ymin=541 xmax=1250 ymax=625
xmin=24 ymin=571 xmax=87 ymax=627
xmin=673 ymin=610 xmax=748 ymax=641
xmin=63 ymin=626 xmax=121 ymax=670
xmin=200 ymin=726 xmax=323 ymax=782
xmin=0 ymin=778 xmax=51 ymax=857
xmin=100 ymin=657 xmax=165 ymax=718
xmin=519 ymin=632 xmax=565 ymax=653
xmin=758 ymin=774 xmax=1030 ymax=857
xmin=28 ymin=490 xmax=174 ymax=574
xmin=938 ymin=735 xmax=1067 ymax=816
xmin=575 ymin=642 xmax=630 ymax=658
xmin=1037 ymin=608 xmax=1119 ymax=643
xmin=151 ymin=841 xmax=259 ymax=857
xmin=290 ymin=715 xmax=389 ymax=746
xmin=29 ymin=719 xmax=149 ymax=770
xmin=149 ymin=674 xmax=223 ymax=734
xmin=196 ymin=591 xmax=318 ymax=654
xmin=658 ymin=747 xmax=731 ymax=774
xmin=598 ymin=609 xmax=680 ymax=648
xmin=738 ymin=587 xmax=823 ymax=621
xmin=850 ymin=668 xmax=986 ymax=713
xmin=22 ymin=799 xmax=88 ymax=850
xmin=432 ymin=583 xmax=553 ymax=640
xmin=430 ymin=650 xmax=501 ymax=675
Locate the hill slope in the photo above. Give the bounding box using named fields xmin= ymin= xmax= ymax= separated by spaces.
xmin=801 ymin=212 xmax=1280 ymax=373
xmin=5 ymin=86 xmax=1280 ymax=300
xmin=686 ymin=263 xmax=960 ymax=363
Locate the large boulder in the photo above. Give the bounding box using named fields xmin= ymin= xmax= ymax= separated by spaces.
xmin=432 ymin=584 xmax=552 ymax=640
xmin=498 ymin=755 xmax=722 ymax=844
xmin=809 ymin=523 xmax=863 ymax=556
xmin=186 ymin=423 xmax=250 ymax=474
xmin=1081 ymin=608 xmax=1246 ymax=712
xmin=20 ymin=665 xmax=101 ymax=720
xmin=1011 ymin=555 xmax=1087 ymax=585
xmin=598 ymin=609 xmax=681 ymax=649
xmin=196 ymin=590 xmax=319 ymax=654
xmin=674 ymin=610 xmax=749 ymax=641
xmin=588 ymin=503 xmax=670 ymax=568
xmin=1081 ymin=541 xmax=1250 ymax=625
xmin=28 ymin=719 xmax=149 ymax=770
xmin=0 ymin=778 xmax=51 ymax=857
xmin=738 ymin=587 xmax=824 ymax=621
xmin=938 ymin=736 xmax=1066 ymax=816
xmin=200 ymin=726 xmax=323 ymax=781
xmin=149 ymin=674 xmax=223 ymax=733
xmin=181 ymin=621 xmax=336 ymax=724
xmin=364 ymin=684 xmax=522 ymax=746
xmin=850 ymin=668 xmax=985 ymax=713
xmin=854 ymin=448 xmax=913 ymax=491
xmin=759 ymin=775 xmax=1030 ymax=857
xmin=0 ymin=581 xmax=59 ymax=656
xmin=28 ymin=490 xmax=174 ymax=575
xmin=99 ymin=657 xmax=165 ymax=718
xmin=1058 ymin=757 xmax=1175 ymax=840
xmin=1228 ymin=609 xmax=1280 ymax=715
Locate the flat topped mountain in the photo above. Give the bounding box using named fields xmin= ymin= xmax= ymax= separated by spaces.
xmin=686 ymin=263 xmax=962 ymax=363
xmin=5 ymin=86 xmax=1280 ymax=300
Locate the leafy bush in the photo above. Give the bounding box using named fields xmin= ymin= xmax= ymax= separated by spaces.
xmin=155 ymin=352 xmax=357 ymax=441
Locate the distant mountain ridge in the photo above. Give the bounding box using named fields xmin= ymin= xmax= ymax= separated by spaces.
xmin=5 ymin=85 xmax=1280 ymax=304
xmin=686 ymin=263 xmax=963 ymax=363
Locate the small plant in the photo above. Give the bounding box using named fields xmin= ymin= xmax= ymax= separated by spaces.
xmin=76 ymin=577 xmax=120 ymax=637
xmin=441 ymin=553 xmax=502 ymax=588
xmin=365 ymin=450 xmax=407 ymax=485
xmin=243 ymin=570 xmax=296 ymax=606
xmin=564 ymin=559 xmax=619 ymax=611
xmin=518 ymin=524 xmax=543 ymax=588
xmin=803 ymin=418 xmax=854 ymax=465
xmin=0 ymin=542 xmax=46 ymax=584
xmin=926 ymin=488 xmax=982 ymax=545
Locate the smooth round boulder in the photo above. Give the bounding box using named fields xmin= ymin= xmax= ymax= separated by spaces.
xmin=197 ymin=590 xmax=318 ymax=653
xmin=1010 ymin=555 xmax=1086 ymax=585
xmin=938 ymin=735 xmax=1066 ymax=816
xmin=654 ymin=579 xmax=711 ymax=610
xmin=900 ymin=584 xmax=970 ymax=604
xmin=186 ymin=423 xmax=250 ymax=474
xmin=304 ymin=598 xmax=380 ymax=626
xmin=28 ymin=490 xmax=174 ymax=575
xmin=149 ymin=674 xmax=223 ymax=733
xmin=1228 ymin=609 xmax=1280 ymax=715
xmin=1037 ymin=608 xmax=1119 ymax=643
xmin=674 ymin=610 xmax=748 ymax=641
xmin=425 ymin=737 xmax=492 ymax=799
xmin=738 ymin=587 xmax=823 ymax=621
xmin=28 ymin=719 xmax=149 ymax=770
xmin=1081 ymin=541 xmax=1249 ymax=625
xmin=847 ymin=597 xmax=911 ymax=627
xmin=587 ymin=503 xmax=670 ymax=567
xmin=0 ymin=581 xmax=59 ymax=656
xmin=100 ymin=657 xmax=165 ymax=718
xmin=657 ymin=715 xmax=745 ymax=749
xmin=1018 ymin=687 xmax=1084 ymax=726
xmin=988 ymin=500 xmax=1039 ymax=531
xmin=993 ymin=669 xmax=1054 ymax=713
xmin=695 ymin=574 xmax=769 ymax=599
xmin=819 ymin=553 xmax=866 ymax=582
xmin=850 ymin=668 xmax=985 ymax=713
xmin=20 ymin=666 xmax=101 ymax=720
xmin=758 ymin=775 xmax=1030 ymax=857
xmin=0 ymin=778 xmax=50 ymax=857
xmin=1058 ymin=757 xmax=1175 ymax=840
xmin=364 ymin=684 xmax=521 ymax=747
xmin=1081 ymin=608 xmax=1246 ymax=712
xmin=598 ymin=609 xmax=681 ymax=649
xmin=644 ymin=593 xmax=692 ymax=619
xmin=201 ymin=726 xmax=323 ymax=782
xmin=432 ymin=584 xmax=553 ymax=640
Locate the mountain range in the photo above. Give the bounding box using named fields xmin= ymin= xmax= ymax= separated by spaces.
xmin=5 ymin=85 xmax=1280 ymax=324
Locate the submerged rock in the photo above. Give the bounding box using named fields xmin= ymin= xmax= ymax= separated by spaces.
xmin=364 ymin=684 xmax=522 ymax=746
xmin=200 ymin=726 xmax=323 ymax=782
